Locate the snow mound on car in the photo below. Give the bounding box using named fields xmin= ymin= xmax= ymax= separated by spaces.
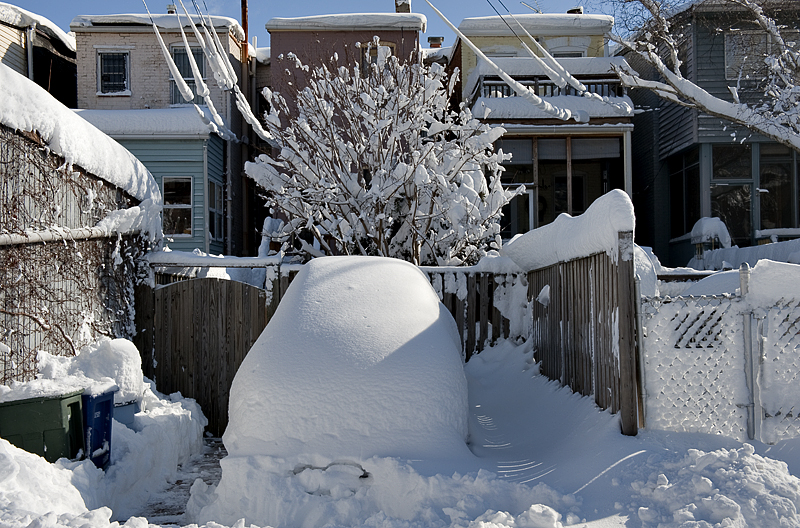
xmin=223 ymin=256 xmax=469 ymax=460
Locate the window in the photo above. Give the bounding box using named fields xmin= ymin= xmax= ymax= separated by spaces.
xmin=171 ymin=47 xmax=204 ymax=105
xmin=713 ymin=144 xmax=751 ymax=180
xmin=668 ymin=147 xmax=700 ymax=239
xmin=208 ymin=180 xmax=224 ymax=241
xmin=98 ymin=52 xmax=129 ymax=95
xmin=163 ymin=177 xmax=192 ymax=236
xmin=360 ymin=42 xmax=395 ymax=74
xmin=725 ymin=30 xmax=768 ymax=80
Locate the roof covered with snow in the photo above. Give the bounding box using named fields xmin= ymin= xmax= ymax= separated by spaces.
xmin=0 ymin=2 xmax=75 ymax=52
xmin=459 ymin=13 xmax=613 ymax=37
xmin=473 ymin=94 xmax=634 ymax=119
xmin=421 ymin=45 xmax=454 ymax=65
xmin=75 ymin=107 xmax=218 ymax=138
xmin=0 ymin=64 xmax=161 ymax=205
xmin=70 ymin=13 xmax=245 ymax=41
xmin=266 ymin=13 xmax=427 ymax=32
xmin=255 ymin=46 xmax=270 ymax=65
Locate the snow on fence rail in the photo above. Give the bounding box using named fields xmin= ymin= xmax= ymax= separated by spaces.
xmin=0 ymin=126 xmax=147 ymax=384
xmin=640 ymin=261 xmax=800 ymax=444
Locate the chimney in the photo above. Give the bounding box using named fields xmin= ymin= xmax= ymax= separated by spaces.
xmin=167 ymin=4 xmax=177 ymax=14
xmin=395 ymin=0 xmax=411 ymax=13
xmin=566 ymin=6 xmax=584 ymax=14
xmin=428 ymin=36 xmax=444 ymax=48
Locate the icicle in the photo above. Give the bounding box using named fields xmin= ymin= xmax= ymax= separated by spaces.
xmin=152 ymin=22 xmax=195 ymax=102
xmin=175 ymin=9 xmax=209 ymax=97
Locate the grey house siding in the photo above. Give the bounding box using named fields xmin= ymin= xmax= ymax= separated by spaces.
xmin=658 ymin=24 xmax=698 ymax=159
xmin=118 ymin=138 xmax=210 ymax=252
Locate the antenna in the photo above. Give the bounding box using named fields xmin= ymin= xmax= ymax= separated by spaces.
xmin=520 ymin=0 xmax=542 ymax=13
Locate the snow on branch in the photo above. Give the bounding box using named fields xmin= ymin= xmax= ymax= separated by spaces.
xmin=611 ymin=0 xmax=800 ymax=152
xmin=248 ymin=48 xmax=521 ymax=265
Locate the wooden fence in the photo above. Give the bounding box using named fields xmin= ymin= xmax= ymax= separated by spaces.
xmin=421 ymin=270 xmax=527 ymax=360
xmin=134 ymin=264 xmax=528 ymax=435
xmin=527 ymin=232 xmax=639 ymax=435
xmin=134 ymin=277 xmax=279 ymax=436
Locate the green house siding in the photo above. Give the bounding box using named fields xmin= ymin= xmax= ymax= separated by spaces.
xmin=119 ymin=138 xmax=221 ymax=253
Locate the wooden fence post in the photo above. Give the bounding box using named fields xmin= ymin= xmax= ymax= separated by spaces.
xmin=617 ymin=231 xmax=639 ymax=436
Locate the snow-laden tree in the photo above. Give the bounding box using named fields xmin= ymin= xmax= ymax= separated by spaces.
xmin=605 ymin=0 xmax=800 ymax=151
xmin=246 ymin=42 xmax=520 ymax=266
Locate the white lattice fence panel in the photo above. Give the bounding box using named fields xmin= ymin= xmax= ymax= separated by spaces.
xmin=760 ymin=299 xmax=800 ymax=443
xmin=641 ymin=296 xmax=749 ymax=440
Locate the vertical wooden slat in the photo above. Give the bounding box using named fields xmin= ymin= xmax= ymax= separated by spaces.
xmin=618 ymin=231 xmax=639 ymax=436
xmin=466 ymin=274 xmax=477 ymax=361
xmin=479 ymin=274 xmax=489 ymax=353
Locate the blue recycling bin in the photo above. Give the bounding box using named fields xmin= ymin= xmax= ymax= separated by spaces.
xmin=81 ymin=388 xmax=117 ymax=470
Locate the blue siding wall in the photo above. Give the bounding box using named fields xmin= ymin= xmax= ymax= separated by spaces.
xmin=119 ymin=138 xmax=209 ymax=253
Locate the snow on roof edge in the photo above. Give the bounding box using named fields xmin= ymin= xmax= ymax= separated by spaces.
xmin=458 ymin=13 xmax=613 ymax=36
xmin=266 ymin=13 xmax=427 ymax=33
xmin=0 ymin=2 xmax=76 ymax=52
xmin=75 ymin=107 xmax=217 ymax=138
xmin=0 ymin=64 xmax=162 ymax=207
xmin=70 ymin=13 xmax=245 ymax=41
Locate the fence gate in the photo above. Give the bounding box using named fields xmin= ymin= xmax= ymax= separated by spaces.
xmin=134 ymin=278 xmax=269 ymax=436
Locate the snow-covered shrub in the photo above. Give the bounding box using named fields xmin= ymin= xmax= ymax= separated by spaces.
xmin=246 ymin=40 xmax=521 ymax=266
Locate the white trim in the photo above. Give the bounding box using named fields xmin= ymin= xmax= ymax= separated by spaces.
xmin=93 ymin=44 xmax=136 ymax=49
xmin=96 ymin=50 xmax=130 ymax=95
xmin=500 ymin=123 xmax=634 ymax=136
xmin=162 ymin=175 xmax=194 ymax=238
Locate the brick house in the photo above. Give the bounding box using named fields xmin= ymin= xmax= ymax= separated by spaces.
xmin=70 ymin=11 xmax=262 ymax=255
xmin=266 ymin=12 xmax=426 ymax=118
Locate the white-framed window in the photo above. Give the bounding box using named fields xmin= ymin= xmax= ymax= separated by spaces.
xmin=163 ymin=176 xmax=193 ymax=236
xmin=208 ymin=180 xmax=224 ymax=242
xmin=724 ymin=30 xmax=769 ymax=80
xmin=97 ymin=51 xmax=130 ymax=95
xmin=170 ymin=46 xmax=204 ymax=105
xmin=544 ymin=36 xmax=589 ymax=58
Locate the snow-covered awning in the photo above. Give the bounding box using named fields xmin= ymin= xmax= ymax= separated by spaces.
xmin=0 ymin=63 xmax=161 ymax=205
xmin=255 ymin=47 xmax=271 ymax=65
xmin=75 ymin=107 xmax=221 ymax=139
xmin=266 ymin=13 xmax=427 ymax=33
xmin=458 ymin=13 xmax=613 ymax=37
xmin=70 ymin=13 xmax=245 ymax=41
xmin=472 ymin=94 xmax=634 ymax=120
xmin=0 ymin=2 xmax=76 ymax=52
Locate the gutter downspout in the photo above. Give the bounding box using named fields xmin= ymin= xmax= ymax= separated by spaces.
xmin=226 ymin=81 xmax=233 ymax=255
xmin=26 ymin=24 xmax=36 ymax=80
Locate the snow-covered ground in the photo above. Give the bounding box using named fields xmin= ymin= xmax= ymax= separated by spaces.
xmin=3 ymin=257 xmax=800 ymax=528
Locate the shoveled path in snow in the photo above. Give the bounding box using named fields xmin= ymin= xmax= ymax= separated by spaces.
xmin=134 ymin=438 xmax=226 ymax=525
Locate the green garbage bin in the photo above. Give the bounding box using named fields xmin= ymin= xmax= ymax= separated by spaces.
xmin=0 ymin=389 xmax=85 ymax=463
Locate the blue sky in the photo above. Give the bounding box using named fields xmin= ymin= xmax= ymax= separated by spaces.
xmin=10 ymin=0 xmax=591 ymax=47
